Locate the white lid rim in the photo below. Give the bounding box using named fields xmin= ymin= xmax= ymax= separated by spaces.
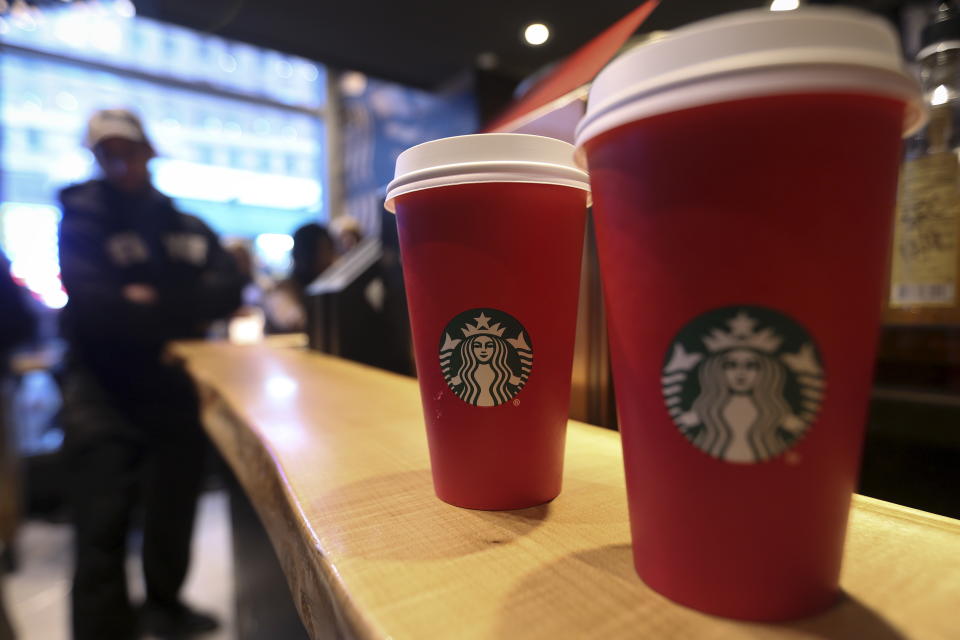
xmin=575 ymin=64 xmax=925 ymax=159
xmin=575 ymin=7 xmax=923 ymax=159
xmin=393 ymin=132 xmax=567 ymax=159
xmin=389 ymin=160 xmax=588 ymax=192
xmin=386 ymin=133 xmax=590 ymax=213
xmin=580 ymin=52 xmax=907 ymax=133
xmin=384 ymin=173 xmax=592 ymax=213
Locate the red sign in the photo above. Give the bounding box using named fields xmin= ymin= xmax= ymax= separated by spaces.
xmin=485 ymin=1 xmax=660 ymax=133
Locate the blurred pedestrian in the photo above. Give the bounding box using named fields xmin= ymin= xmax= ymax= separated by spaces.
xmin=0 ymin=251 xmax=36 ymax=640
xmin=329 ymin=214 xmax=363 ymax=257
xmin=291 ymin=222 xmax=336 ymax=289
xmin=224 ymin=240 xmax=256 ymax=296
xmin=221 ymin=239 xmax=270 ymax=343
xmin=58 ymin=109 xmax=244 ymax=640
xmin=264 ymin=222 xmax=334 ymax=332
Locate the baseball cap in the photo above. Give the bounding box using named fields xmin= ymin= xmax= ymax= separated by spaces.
xmin=84 ymin=108 xmax=153 ymax=149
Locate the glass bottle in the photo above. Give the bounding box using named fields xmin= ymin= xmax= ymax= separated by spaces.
xmin=886 ymin=2 xmax=960 ymax=326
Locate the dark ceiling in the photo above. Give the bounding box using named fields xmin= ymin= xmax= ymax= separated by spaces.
xmin=134 ymin=0 xmax=909 ymax=89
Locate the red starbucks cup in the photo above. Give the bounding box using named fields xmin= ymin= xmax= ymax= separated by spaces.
xmin=386 ymin=134 xmax=590 ymax=510
xmin=575 ymin=8 xmax=924 ymax=621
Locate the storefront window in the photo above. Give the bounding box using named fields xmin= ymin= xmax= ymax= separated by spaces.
xmin=0 ymin=0 xmax=327 ymax=305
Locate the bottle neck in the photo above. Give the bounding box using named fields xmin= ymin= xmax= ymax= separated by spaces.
xmin=919 ymin=48 xmax=960 ymax=93
xmin=907 ymin=48 xmax=960 ymax=155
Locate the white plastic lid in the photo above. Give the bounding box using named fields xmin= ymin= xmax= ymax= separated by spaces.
xmin=384 ymin=133 xmax=591 ymax=212
xmin=575 ymin=7 xmax=925 ymax=161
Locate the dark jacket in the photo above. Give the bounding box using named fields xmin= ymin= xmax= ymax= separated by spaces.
xmin=0 ymin=251 xmax=34 ymax=359
xmin=58 ymin=180 xmax=243 ymax=375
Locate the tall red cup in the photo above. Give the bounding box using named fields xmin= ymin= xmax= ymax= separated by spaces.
xmin=575 ymin=8 xmax=924 ymax=621
xmin=386 ymin=134 xmax=590 ymax=510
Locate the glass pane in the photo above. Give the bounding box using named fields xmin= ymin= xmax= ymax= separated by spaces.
xmin=0 ymin=2 xmax=327 ymax=306
xmin=0 ymin=2 xmax=326 ymax=108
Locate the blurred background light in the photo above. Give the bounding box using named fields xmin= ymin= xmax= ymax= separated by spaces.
xmin=340 ymin=71 xmax=368 ymax=97
xmin=276 ymin=59 xmax=293 ymax=79
xmin=770 ymin=0 xmax=800 ymax=11
xmin=203 ymin=116 xmax=224 ymax=133
xmin=151 ymin=159 xmax=322 ymax=210
xmin=0 ymin=203 xmax=67 ymax=309
xmin=113 ymin=0 xmax=136 ymax=18
xmin=523 ymin=23 xmax=550 ymax=46
xmin=55 ymin=91 xmax=79 ymax=111
xmin=0 ymin=0 xmax=333 ymax=303
xmin=255 ymin=233 xmax=295 ymax=274
xmin=932 ymin=84 xmax=949 ymax=106
xmin=253 ymin=118 xmax=271 ymax=135
xmin=301 ymin=63 xmax=319 ymax=82
xmin=224 ymin=121 xmax=243 ymax=137
xmin=218 ymin=53 xmax=238 ymax=73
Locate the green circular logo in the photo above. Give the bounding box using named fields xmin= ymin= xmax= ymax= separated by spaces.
xmin=439 ymin=308 xmax=533 ymax=407
xmin=661 ymin=306 xmax=825 ymax=464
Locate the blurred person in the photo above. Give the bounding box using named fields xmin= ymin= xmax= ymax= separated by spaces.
xmin=264 ymin=222 xmax=334 ymax=332
xmin=291 ymin=222 xmax=336 ymax=288
xmin=58 ymin=109 xmax=244 ymax=640
xmin=225 ymin=240 xmax=255 ymax=291
xmin=329 ymin=214 xmax=363 ymax=256
xmin=221 ymin=239 xmax=271 ymax=343
xmin=0 ymin=251 xmax=36 ymax=640
xmin=224 ymin=238 xmax=277 ymax=310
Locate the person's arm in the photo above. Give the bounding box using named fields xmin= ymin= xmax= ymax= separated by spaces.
xmin=160 ymin=221 xmax=244 ymax=330
xmin=59 ymin=213 xmax=169 ymax=342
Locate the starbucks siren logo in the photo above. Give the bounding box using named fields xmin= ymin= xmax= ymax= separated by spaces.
xmin=661 ymin=306 xmax=826 ymax=464
xmin=439 ymin=308 xmax=533 ymax=407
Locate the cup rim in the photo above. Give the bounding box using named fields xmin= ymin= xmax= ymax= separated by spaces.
xmin=574 ymin=7 xmax=925 ymax=161
xmin=385 ymin=133 xmax=591 ymax=213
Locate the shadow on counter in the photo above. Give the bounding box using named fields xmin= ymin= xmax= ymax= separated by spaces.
xmin=496 ymin=544 xmax=904 ymax=640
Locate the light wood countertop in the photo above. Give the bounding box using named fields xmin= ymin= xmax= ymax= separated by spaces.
xmin=172 ymin=341 xmax=960 ymax=640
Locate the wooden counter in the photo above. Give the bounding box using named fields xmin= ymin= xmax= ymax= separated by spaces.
xmin=172 ymin=341 xmax=960 ymax=640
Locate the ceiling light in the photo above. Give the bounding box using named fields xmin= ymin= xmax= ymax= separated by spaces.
xmin=770 ymin=0 xmax=800 ymax=11
xmin=523 ymin=23 xmax=550 ymax=46
xmin=219 ymin=53 xmax=238 ymax=73
xmin=340 ymin=71 xmax=368 ymax=97
xmin=302 ymin=63 xmax=320 ymax=82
